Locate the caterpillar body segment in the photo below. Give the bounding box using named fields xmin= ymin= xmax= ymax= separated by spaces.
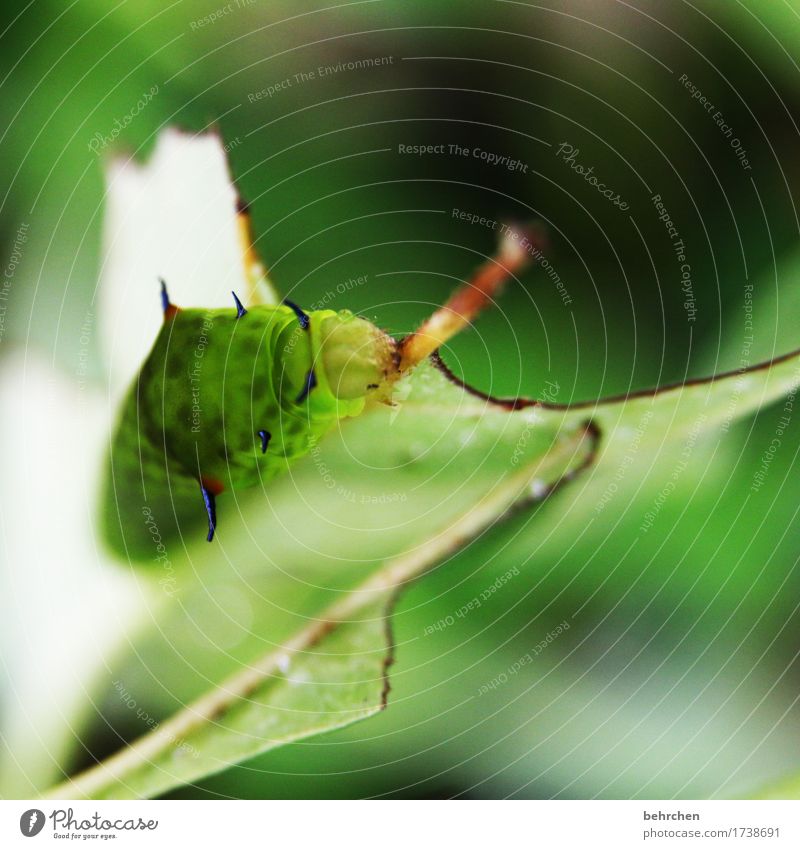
xmin=103 ymin=299 xmax=395 ymax=556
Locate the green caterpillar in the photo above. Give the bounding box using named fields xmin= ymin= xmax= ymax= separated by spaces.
xmin=102 ymin=224 xmax=534 ymax=560
xmin=103 ymin=283 xmax=397 ymax=557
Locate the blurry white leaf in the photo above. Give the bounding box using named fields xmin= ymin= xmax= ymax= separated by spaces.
xmin=99 ymin=129 xmax=277 ymax=398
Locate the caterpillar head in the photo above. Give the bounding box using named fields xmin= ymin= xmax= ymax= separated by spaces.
xmin=317 ymin=312 xmax=397 ymax=401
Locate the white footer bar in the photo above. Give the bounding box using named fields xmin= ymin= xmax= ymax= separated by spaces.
xmin=1 ymin=799 xmax=797 ymax=847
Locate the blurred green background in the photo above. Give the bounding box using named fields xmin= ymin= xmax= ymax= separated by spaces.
xmin=2 ymin=0 xmax=800 ymax=799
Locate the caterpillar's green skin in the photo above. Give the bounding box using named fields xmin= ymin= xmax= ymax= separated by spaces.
xmin=103 ymin=301 xmax=393 ymax=559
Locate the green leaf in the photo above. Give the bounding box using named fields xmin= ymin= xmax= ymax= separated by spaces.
xmin=48 ymin=364 xmax=594 ymax=799
xmin=46 ymin=343 xmax=800 ymax=800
